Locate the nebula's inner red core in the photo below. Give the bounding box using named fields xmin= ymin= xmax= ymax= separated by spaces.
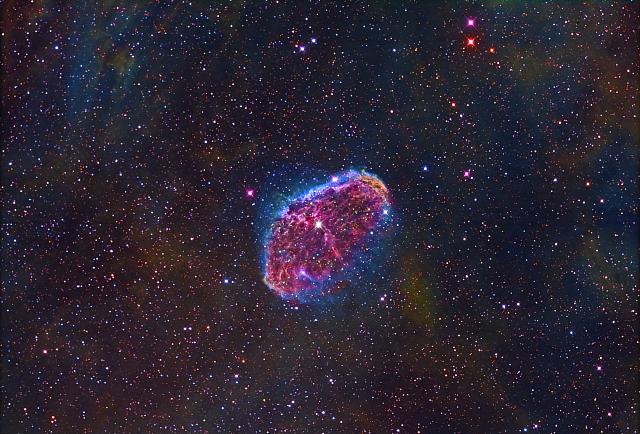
xmin=264 ymin=172 xmax=390 ymax=299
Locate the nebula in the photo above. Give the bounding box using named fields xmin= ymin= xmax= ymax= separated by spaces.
xmin=264 ymin=171 xmax=391 ymax=300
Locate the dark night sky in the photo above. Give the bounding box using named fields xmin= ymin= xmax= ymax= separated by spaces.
xmin=2 ymin=1 xmax=638 ymax=433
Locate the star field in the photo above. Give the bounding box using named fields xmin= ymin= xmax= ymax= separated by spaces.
xmin=2 ymin=1 xmax=638 ymax=433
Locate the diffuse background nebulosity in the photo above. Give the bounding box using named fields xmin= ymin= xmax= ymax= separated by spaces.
xmin=2 ymin=1 xmax=638 ymax=433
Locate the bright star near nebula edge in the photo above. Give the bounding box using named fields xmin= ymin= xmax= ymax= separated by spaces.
xmin=2 ymin=2 xmax=637 ymax=434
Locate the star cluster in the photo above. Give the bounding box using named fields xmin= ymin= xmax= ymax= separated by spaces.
xmin=2 ymin=1 xmax=638 ymax=433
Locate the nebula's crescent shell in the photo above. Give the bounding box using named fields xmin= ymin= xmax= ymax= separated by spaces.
xmin=264 ymin=172 xmax=391 ymax=300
